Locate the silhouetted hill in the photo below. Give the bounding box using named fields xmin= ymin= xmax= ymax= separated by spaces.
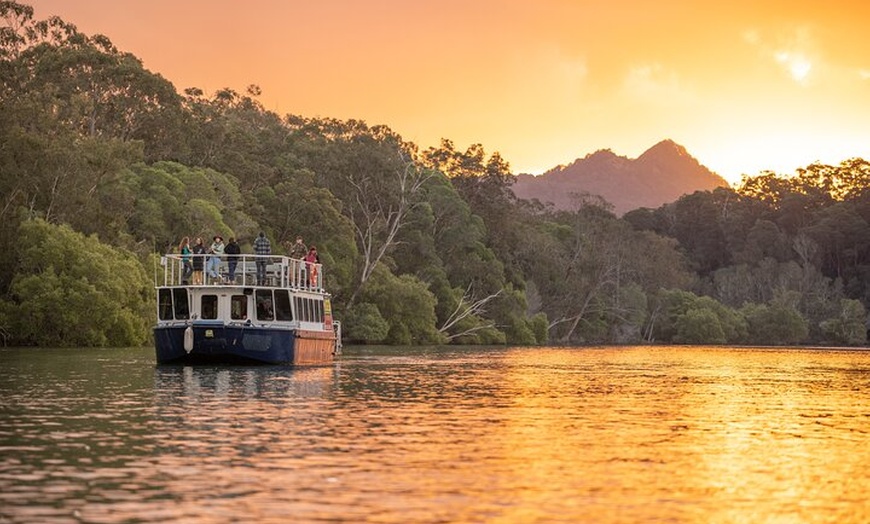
xmin=512 ymin=140 xmax=729 ymax=215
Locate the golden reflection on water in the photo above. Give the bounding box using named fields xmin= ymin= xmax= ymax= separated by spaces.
xmin=1 ymin=346 xmax=869 ymax=523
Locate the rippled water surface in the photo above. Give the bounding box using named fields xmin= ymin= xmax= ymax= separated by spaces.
xmin=2 ymin=345 xmax=870 ymax=523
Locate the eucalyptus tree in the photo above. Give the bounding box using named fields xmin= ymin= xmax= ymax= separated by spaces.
xmin=421 ymin=139 xmax=544 ymax=342
xmin=180 ymin=85 xmax=292 ymax=190
xmin=407 ymin=174 xmax=513 ymax=342
xmin=0 ymin=1 xmax=183 ymax=152
xmin=0 ymin=1 xmax=181 ymax=234
xmin=521 ymin=201 xmax=693 ymax=344
xmin=296 ymin=119 xmax=436 ymax=306
xmin=422 ymin=139 xmax=524 ymax=284
xmin=113 ymin=161 xmax=263 ymax=253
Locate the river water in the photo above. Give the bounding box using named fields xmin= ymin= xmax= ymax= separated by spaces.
xmin=1 ymin=345 xmax=869 ymax=523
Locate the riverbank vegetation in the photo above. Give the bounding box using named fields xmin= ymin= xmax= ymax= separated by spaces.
xmin=2 ymin=2 xmax=869 ymax=347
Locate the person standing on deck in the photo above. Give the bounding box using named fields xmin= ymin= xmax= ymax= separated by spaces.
xmin=288 ymin=236 xmax=307 ymax=260
xmin=206 ymin=235 xmax=225 ymax=284
xmin=254 ymin=232 xmax=271 ymax=285
xmin=191 ymin=237 xmax=206 ymax=285
xmin=304 ymin=245 xmax=320 ymax=289
xmin=225 ymin=237 xmax=241 ymax=284
xmin=287 ymin=235 xmax=308 ymax=287
xmin=179 ymin=237 xmax=193 ymax=284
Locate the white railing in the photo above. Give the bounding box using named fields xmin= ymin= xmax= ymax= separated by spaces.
xmin=158 ymin=253 xmax=323 ymax=290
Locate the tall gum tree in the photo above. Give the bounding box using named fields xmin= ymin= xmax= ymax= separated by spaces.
xmin=300 ymin=119 xmax=434 ymax=306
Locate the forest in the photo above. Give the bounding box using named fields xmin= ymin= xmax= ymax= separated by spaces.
xmin=2 ymin=1 xmax=870 ymax=348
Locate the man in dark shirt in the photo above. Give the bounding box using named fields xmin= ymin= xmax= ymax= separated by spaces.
xmin=225 ymin=237 xmax=241 ymax=284
xmin=253 ymin=232 xmax=271 ymax=285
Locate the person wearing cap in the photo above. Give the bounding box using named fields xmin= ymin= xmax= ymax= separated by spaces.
xmin=287 ymin=235 xmax=308 ymax=287
xmin=207 ymin=235 xmax=225 ymax=284
xmin=288 ymin=236 xmax=307 ymax=260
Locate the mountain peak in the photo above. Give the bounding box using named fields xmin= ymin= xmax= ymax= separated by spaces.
xmin=511 ymin=140 xmax=729 ymax=215
xmin=586 ymin=148 xmax=618 ymax=159
xmin=638 ymin=139 xmax=689 ymax=161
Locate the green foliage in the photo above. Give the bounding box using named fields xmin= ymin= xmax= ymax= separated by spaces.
xmin=342 ymin=302 xmax=389 ymax=344
xmin=503 ymin=314 xmax=537 ymax=345
xmin=674 ymin=308 xmax=726 ymax=345
xmin=528 ymin=313 xmax=549 ymax=345
xmin=0 ymin=219 xmax=151 ymax=346
xmin=740 ymin=301 xmax=809 ymax=346
xmin=652 ymin=289 xmax=746 ymax=344
xmin=819 ymin=299 xmax=867 ymax=346
xmin=359 ymin=265 xmax=445 ymax=345
xmin=114 ymin=161 xmax=268 ymax=252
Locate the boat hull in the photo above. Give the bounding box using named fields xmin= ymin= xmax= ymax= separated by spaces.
xmin=154 ymin=323 xmax=336 ymax=365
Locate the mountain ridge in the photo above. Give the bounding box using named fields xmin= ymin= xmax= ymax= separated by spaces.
xmin=512 ymin=140 xmax=728 ymax=215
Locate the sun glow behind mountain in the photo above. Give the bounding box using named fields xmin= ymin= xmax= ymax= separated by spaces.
xmin=27 ymin=0 xmax=870 ymax=186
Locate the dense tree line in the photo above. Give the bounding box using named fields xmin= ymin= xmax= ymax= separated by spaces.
xmin=1 ymin=2 xmax=868 ymax=347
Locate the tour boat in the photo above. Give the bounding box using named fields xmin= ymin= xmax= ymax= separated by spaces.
xmin=154 ymin=253 xmax=341 ymax=365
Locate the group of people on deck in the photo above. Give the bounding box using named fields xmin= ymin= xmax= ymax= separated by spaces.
xmin=176 ymin=233 xmax=320 ymax=287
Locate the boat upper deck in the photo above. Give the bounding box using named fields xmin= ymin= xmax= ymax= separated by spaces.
xmin=158 ymin=253 xmax=324 ymax=291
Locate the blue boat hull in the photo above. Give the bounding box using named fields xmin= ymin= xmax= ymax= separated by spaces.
xmin=154 ymin=323 xmax=332 ymax=365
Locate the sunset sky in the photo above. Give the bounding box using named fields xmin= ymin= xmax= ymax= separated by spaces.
xmin=29 ymin=0 xmax=870 ymax=186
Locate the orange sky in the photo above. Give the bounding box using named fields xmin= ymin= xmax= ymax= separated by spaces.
xmin=29 ymin=0 xmax=870 ymax=185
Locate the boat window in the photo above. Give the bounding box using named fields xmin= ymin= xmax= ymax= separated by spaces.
xmin=158 ymin=289 xmax=174 ymax=320
xmin=201 ymin=295 xmax=218 ymax=320
xmin=274 ymin=290 xmax=293 ymax=321
xmin=303 ymin=298 xmax=311 ymax=322
xmin=231 ymin=295 xmax=248 ymax=320
xmin=256 ymin=290 xmax=274 ymax=321
xmin=315 ymin=298 xmax=323 ymax=322
xmin=294 ymin=296 xmax=303 ymax=321
xmin=173 ymin=288 xmax=190 ymax=319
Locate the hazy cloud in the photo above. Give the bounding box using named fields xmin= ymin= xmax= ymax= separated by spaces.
xmin=744 ymin=26 xmax=817 ymax=84
xmin=622 ymin=63 xmax=694 ymax=104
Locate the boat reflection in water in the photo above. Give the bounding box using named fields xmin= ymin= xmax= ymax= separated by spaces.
xmin=153 ymin=364 xmax=339 ymax=401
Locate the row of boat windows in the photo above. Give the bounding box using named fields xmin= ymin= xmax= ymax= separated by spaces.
xmin=158 ymin=288 xmax=324 ymax=323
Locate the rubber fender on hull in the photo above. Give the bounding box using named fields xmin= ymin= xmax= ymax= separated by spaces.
xmin=184 ymin=326 xmax=194 ymax=353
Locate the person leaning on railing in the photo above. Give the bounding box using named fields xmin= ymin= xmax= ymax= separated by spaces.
xmin=304 ymin=245 xmax=320 ymax=289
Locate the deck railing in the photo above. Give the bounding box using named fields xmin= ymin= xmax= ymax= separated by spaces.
xmin=158 ymin=253 xmax=323 ymax=290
